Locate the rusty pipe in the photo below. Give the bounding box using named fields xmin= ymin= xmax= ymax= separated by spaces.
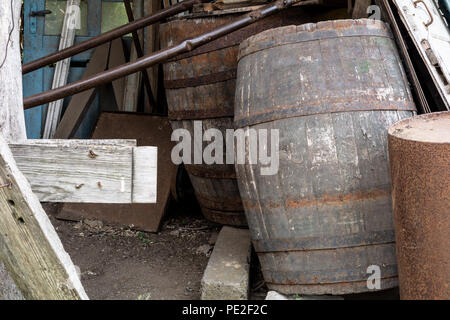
xmin=23 ymin=0 xmax=301 ymax=109
xmin=22 ymin=0 xmax=201 ymax=75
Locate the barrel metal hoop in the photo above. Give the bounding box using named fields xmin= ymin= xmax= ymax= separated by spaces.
xmin=169 ymin=108 xmax=234 ymax=120
xmin=238 ymin=25 xmax=393 ymax=61
xmin=234 ymin=101 xmax=417 ymax=128
xmin=164 ymin=69 xmax=237 ymax=89
xmin=262 ymin=265 xmax=398 ymax=284
xmin=253 ymin=230 xmax=396 ymax=252
xmin=185 ymin=164 xmax=237 ymax=179
xmin=194 ymin=194 xmax=244 ymax=212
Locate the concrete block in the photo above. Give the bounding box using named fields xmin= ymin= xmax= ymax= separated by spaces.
xmin=201 ymin=226 xmax=251 ymax=300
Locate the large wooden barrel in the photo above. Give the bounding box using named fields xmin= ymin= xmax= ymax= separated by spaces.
xmin=234 ymin=19 xmax=417 ymax=294
xmin=388 ymin=112 xmax=450 ymax=300
xmin=160 ymin=8 xmax=330 ymax=226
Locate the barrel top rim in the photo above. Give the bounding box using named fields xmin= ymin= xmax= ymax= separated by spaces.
xmin=238 ymin=18 xmax=391 ymax=60
xmin=388 ymin=111 xmax=450 ymax=144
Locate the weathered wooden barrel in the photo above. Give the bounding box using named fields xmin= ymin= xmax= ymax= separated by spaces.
xmin=388 ymin=112 xmax=450 ymax=300
xmin=234 ymin=19 xmax=417 ymax=294
xmin=160 ymin=7 xmax=322 ymax=226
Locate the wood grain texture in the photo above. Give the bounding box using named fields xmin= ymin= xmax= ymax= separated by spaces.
xmin=58 ymin=113 xmax=175 ymax=232
xmin=43 ymin=0 xmax=81 ymax=139
xmin=8 ymin=139 xmax=157 ymax=204
xmin=109 ymin=39 xmax=126 ymax=111
xmin=10 ymin=140 xmax=133 ymax=203
xmin=53 ymin=43 xmax=110 ymax=139
xmin=0 ymin=0 xmax=27 ymax=143
xmin=132 ymin=146 xmax=157 ymax=203
xmin=0 ymin=134 xmax=88 ymax=300
xmin=234 ymin=20 xmax=417 ymax=295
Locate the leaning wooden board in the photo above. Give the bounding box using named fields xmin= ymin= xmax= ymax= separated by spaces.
xmin=0 ymin=134 xmax=88 ymax=300
xmin=9 ymin=139 xmax=157 ymax=204
xmin=58 ymin=112 xmax=176 ymax=232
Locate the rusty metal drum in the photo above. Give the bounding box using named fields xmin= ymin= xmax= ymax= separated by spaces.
xmin=160 ymin=8 xmax=318 ymax=226
xmin=234 ymin=19 xmax=417 ymax=294
xmin=388 ymin=111 xmax=450 ymax=300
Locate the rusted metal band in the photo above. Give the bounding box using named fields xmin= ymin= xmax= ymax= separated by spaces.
xmin=201 ymin=207 xmax=247 ymax=227
xmin=169 ymin=108 xmax=234 ymax=120
xmin=195 ymin=194 xmax=244 ymax=212
xmin=262 ymin=265 xmax=398 ymax=284
xmin=242 ymin=189 xmax=392 ymax=210
xmin=234 ymin=101 xmax=417 ymax=128
xmin=185 ymin=164 xmax=237 ymax=179
xmin=165 ymin=8 xmax=305 ymax=62
xmin=238 ymin=20 xmax=393 ymax=60
xmin=253 ymin=230 xmax=396 ymax=252
xmin=164 ymin=69 xmax=237 ymax=89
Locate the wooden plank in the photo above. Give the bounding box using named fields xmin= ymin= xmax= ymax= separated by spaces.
xmin=123 ymin=0 xmax=144 ymax=112
xmin=59 ymin=112 xmax=176 ymax=232
xmin=352 ymin=0 xmax=371 ymax=18
xmin=9 ymin=140 xmax=133 ymax=203
xmin=53 ymin=42 xmax=110 ymax=139
xmin=0 ymin=0 xmax=27 ymax=143
xmin=109 ymin=39 xmax=126 ymax=111
xmin=8 ymin=139 xmax=158 ymax=204
xmin=133 ymin=146 xmax=157 ymax=203
xmin=0 ymin=0 xmax=27 ymax=298
xmin=144 ymin=0 xmax=161 ymax=112
xmin=43 ymin=0 xmax=81 ymax=139
xmin=0 ymin=134 xmax=88 ymax=300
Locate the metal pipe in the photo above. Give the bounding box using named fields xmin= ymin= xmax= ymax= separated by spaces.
xmin=24 ymin=0 xmax=302 ymax=109
xmin=123 ymin=0 xmax=156 ymax=111
xmin=22 ymin=0 xmax=200 ymax=75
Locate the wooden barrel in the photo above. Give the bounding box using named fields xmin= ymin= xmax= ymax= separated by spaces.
xmin=160 ymin=7 xmax=322 ymax=226
xmin=234 ymin=19 xmax=417 ymax=294
xmin=388 ymin=112 xmax=450 ymax=300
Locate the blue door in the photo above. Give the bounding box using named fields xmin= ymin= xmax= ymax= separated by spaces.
xmin=23 ymin=0 xmax=130 ymax=138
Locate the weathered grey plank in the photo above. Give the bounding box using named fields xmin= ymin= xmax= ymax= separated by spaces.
xmin=0 ymin=134 xmax=88 ymax=300
xmin=43 ymin=0 xmax=81 ymax=139
xmin=8 ymin=140 xmax=157 ymax=204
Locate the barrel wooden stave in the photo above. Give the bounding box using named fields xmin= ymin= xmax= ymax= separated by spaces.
xmin=161 ymin=8 xmax=317 ymax=226
xmin=234 ymin=19 xmax=417 ymax=294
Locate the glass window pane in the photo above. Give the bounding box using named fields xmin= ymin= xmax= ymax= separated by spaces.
xmin=45 ymin=0 xmax=89 ymax=36
xmin=101 ymin=2 xmax=130 ymax=35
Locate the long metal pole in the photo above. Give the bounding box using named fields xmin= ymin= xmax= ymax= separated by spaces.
xmin=23 ymin=0 xmax=301 ymax=109
xmin=22 ymin=0 xmax=200 ymax=75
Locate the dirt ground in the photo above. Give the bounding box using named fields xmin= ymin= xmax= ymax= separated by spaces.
xmin=44 ymin=203 xmax=221 ymax=300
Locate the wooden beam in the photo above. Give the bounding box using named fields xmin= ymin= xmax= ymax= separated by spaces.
xmin=8 ymin=139 xmax=157 ymax=204
xmin=352 ymin=0 xmax=371 ymax=18
xmin=43 ymin=0 xmax=81 ymax=139
xmin=0 ymin=135 xmax=88 ymax=299
xmin=109 ymin=39 xmax=126 ymax=111
xmin=53 ymin=43 xmax=110 ymax=139
xmin=0 ymin=0 xmax=26 ymax=143
xmin=123 ymin=0 xmax=144 ymax=112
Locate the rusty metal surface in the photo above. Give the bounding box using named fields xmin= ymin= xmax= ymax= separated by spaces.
xmin=164 ymin=69 xmax=237 ymax=89
xmin=388 ymin=111 xmax=450 ymax=300
xmin=234 ymin=19 xmax=418 ymax=295
xmin=23 ymin=0 xmax=305 ymax=109
xmin=22 ymin=0 xmax=201 ymax=75
xmin=235 ymin=19 xmax=416 ymax=128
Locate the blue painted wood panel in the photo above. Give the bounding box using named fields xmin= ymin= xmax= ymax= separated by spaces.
xmin=23 ymin=0 xmax=125 ymax=139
